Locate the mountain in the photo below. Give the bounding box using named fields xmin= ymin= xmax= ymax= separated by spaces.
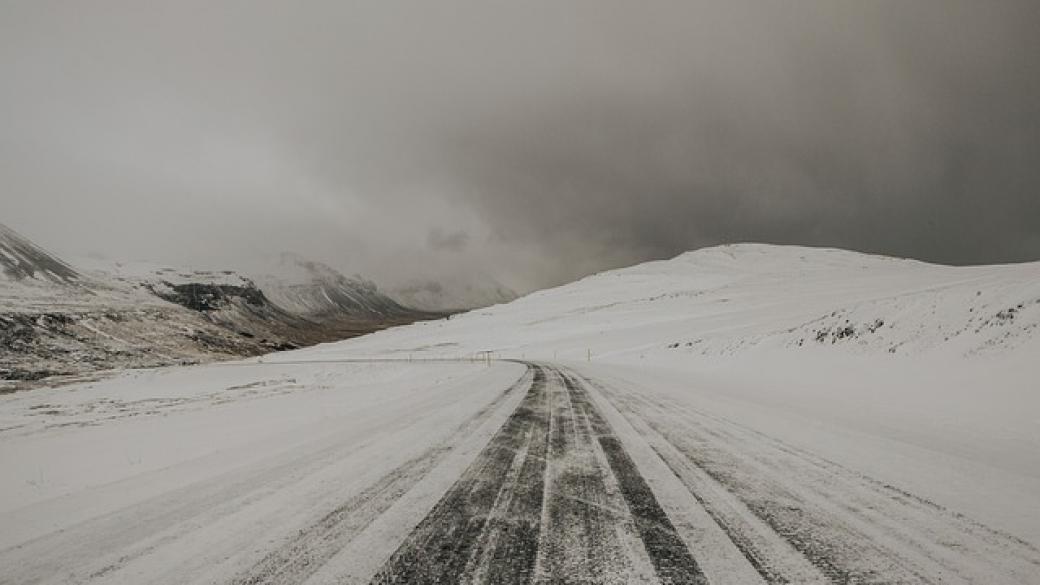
xmin=10 ymin=231 xmax=1037 ymax=387
xmin=0 ymin=223 xmax=81 ymax=286
xmin=256 ymin=253 xmax=416 ymax=319
xmin=1 ymin=237 xmax=307 ymax=383
xmin=313 ymin=243 xmax=1040 ymax=361
xmin=76 ymin=259 xmax=334 ymax=349
xmin=0 ymin=226 xmax=439 ymax=386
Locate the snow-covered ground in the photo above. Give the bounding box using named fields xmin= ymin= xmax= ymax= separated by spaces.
xmin=286 ymin=244 xmax=1040 ymax=539
xmin=308 ymin=244 xmax=1040 ymax=360
xmin=0 ymin=359 xmax=528 ymax=582
xmin=1 ymin=244 xmax=1038 ymax=583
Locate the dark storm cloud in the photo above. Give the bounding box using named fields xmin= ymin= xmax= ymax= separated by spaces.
xmin=2 ymin=1 xmax=1039 ymax=292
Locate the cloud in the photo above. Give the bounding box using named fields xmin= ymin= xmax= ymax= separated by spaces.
xmin=426 ymin=228 xmax=470 ymax=253
xmin=2 ymin=1 xmax=1038 ymax=292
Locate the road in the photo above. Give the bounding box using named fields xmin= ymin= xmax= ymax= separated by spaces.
xmin=1 ymin=362 xmax=1037 ymax=584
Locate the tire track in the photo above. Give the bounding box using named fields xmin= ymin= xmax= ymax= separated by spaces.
xmin=589 ymin=379 xmax=825 ymax=585
xmin=0 ymin=366 xmax=529 ymax=585
xmin=690 ymin=403 xmax=1040 ymax=568
xmin=368 ymin=365 xmax=712 ymax=584
xmin=559 ymin=372 xmax=708 ymax=585
xmin=601 ymin=383 xmax=934 ymax=584
xmin=369 ymin=366 xmax=551 ymax=584
xmin=532 ymin=368 xmax=653 ymax=584
xmin=666 ymin=399 xmax=1039 ymax=584
xmin=589 ymin=372 xmax=1040 ymax=585
xmin=231 ymin=369 xmax=533 ymax=585
xmin=582 ymin=374 xmax=828 ymax=585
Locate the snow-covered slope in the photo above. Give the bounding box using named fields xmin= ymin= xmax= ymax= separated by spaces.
xmin=309 ymin=243 xmax=1040 ymax=361
xmin=255 ymin=253 xmax=416 ymax=319
xmin=0 ymin=228 xmax=436 ymax=385
xmin=2 ymin=245 xmax=300 ymax=383
xmin=0 ymin=223 xmax=81 ymax=286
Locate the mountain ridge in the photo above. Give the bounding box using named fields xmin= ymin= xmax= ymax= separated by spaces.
xmin=0 ymin=225 xmax=441 ymax=386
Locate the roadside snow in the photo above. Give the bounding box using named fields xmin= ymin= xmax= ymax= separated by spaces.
xmin=0 ymin=359 xmax=524 ymax=549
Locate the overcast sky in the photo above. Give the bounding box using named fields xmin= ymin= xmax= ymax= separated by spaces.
xmin=3 ymin=1 xmax=1039 ymax=292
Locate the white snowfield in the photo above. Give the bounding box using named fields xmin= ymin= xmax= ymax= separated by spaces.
xmin=1 ymin=244 xmax=1038 ymax=584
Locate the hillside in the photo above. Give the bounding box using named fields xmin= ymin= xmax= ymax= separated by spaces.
xmin=0 ymin=225 xmax=439 ymax=385
xmin=0 ymin=223 xmax=81 ymax=285
xmin=256 ymin=253 xmax=419 ymax=318
xmin=305 ymin=243 xmax=1040 ymax=361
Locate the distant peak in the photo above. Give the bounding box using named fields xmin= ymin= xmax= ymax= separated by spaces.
xmin=0 ymin=223 xmax=81 ymax=285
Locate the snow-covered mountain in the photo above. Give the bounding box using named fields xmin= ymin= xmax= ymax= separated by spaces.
xmin=1 ymin=228 xmax=303 ymax=382
xmin=8 ymin=225 xmax=1037 ymax=385
xmin=255 ymin=253 xmax=416 ymax=319
xmin=0 ymin=226 xmax=437 ymax=385
xmin=0 ymin=223 xmax=81 ymax=286
xmin=305 ymin=243 xmax=1040 ymax=361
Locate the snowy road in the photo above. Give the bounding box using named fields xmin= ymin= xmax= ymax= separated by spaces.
xmin=1 ymin=361 xmax=1038 ymax=584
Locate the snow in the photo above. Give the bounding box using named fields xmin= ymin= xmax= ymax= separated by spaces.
xmin=573 ymin=350 xmax=1040 ymax=542
xmin=0 ymin=359 xmax=524 ymax=550
xmin=72 ymin=257 xmax=253 ymax=288
xmin=1 ymin=243 xmax=1038 ymax=580
xmin=292 ymin=243 xmax=1040 ymax=361
xmin=277 ymin=244 xmax=1040 ymax=539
